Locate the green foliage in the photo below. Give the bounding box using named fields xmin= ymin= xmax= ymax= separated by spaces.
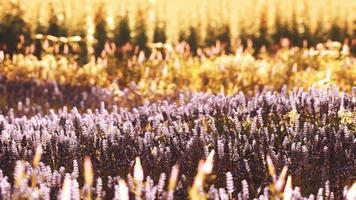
xmin=135 ymin=9 xmax=148 ymax=51
xmin=114 ymin=15 xmax=131 ymax=47
xmin=34 ymin=22 xmax=46 ymax=58
xmin=0 ymin=3 xmax=31 ymax=56
xmin=94 ymin=6 xmax=107 ymax=58
xmin=187 ymin=26 xmax=200 ymax=54
xmin=135 ymin=27 xmax=148 ymax=51
xmin=218 ymin=24 xmax=231 ymax=53
xmin=329 ymin=19 xmax=346 ymax=43
xmin=47 ymin=17 xmax=67 ymax=37
xmin=178 ymin=30 xmax=187 ymax=42
xmin=272 ymin=11 xmax=290 ymax=44
xmin=47 ymin=6 xmax=68 ymax=37
xmin=256 ymin=3 xmax=270 ymax=49
xmin=204 ymin=24 xmax=217 ymax=47
xmin=77 ymin=31 xmax=89 ymax=65
xmin=153 ymin=21 xmax=167 ymax=43
xmin=330 ymin=24 xmax=342 ymax=42
xmin=313 ymin=18 xmax=328 ymax=45
xmin=289 ymin=9 xmax=301 ymax=46
xmin=205 ymin=23 xmax=231 ymax=53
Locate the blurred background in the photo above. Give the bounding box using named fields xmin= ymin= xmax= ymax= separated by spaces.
xmin=0 ymin=0 xmax=355 ymax=58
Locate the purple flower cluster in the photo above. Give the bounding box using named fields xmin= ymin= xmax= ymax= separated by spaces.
xmin=0 ymin=86 xmax=355 ymax=199
xmin=0 ymin=79 xmax=157 ymax=116
xmin=0 ymin=79 xmax=117 ymax=116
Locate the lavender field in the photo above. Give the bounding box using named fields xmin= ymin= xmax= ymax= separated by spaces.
xmin=0 ymin=86 xmax=354 ymax=199
xmin=0 ymin=0 xmax=355 ymax=199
